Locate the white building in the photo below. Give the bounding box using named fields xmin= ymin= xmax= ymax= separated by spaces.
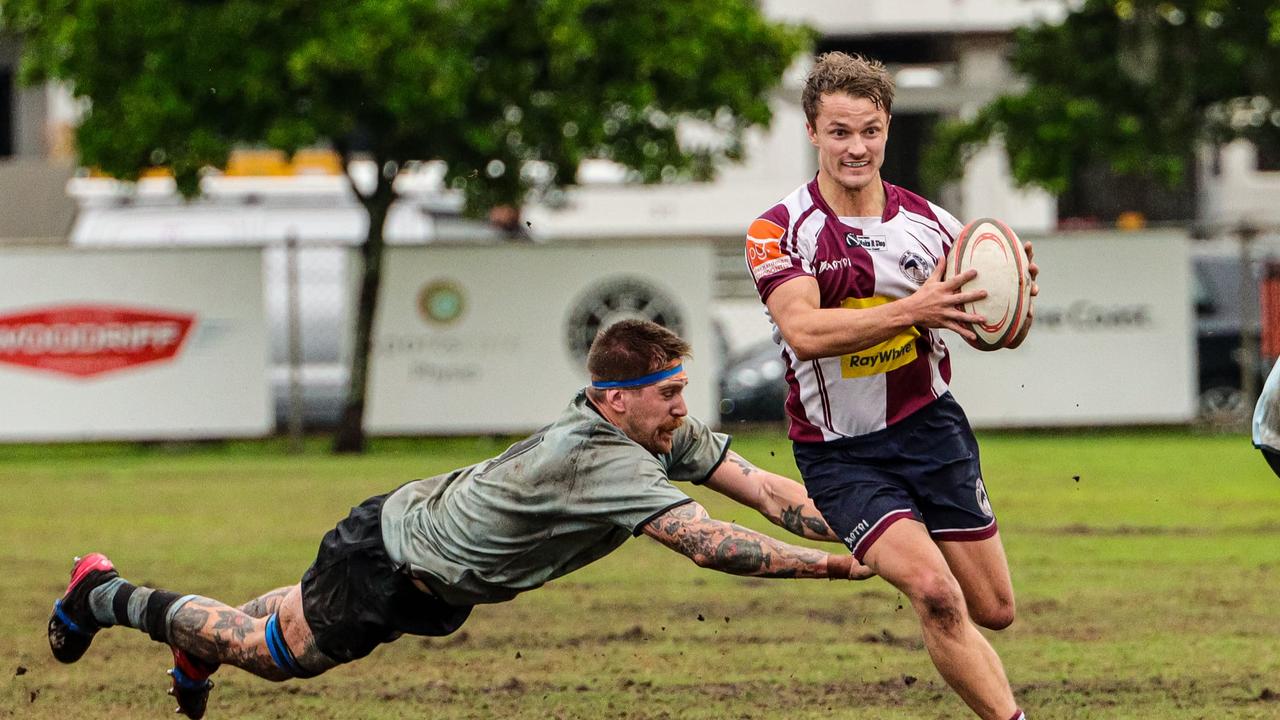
xmin=526 ymin=0 xmax=1067 ymax=239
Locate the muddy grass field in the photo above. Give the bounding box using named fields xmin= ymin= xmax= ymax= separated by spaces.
xmin=1 ymin=430 xmax=1278 ymax=719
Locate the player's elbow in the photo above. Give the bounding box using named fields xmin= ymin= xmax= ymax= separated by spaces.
xmin=791 ymin=346 xmax=821 ymax=362
xmin=782 ymin=329 xmax=824 ymax=362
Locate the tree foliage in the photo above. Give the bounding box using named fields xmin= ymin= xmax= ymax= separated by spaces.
xmin=922 ymin=0 xmax=1280 ymax=196
xmin=3 ymin=0 xmax=809 ymax=451
xmin=4 ymin=0 xmax=809 ymax=201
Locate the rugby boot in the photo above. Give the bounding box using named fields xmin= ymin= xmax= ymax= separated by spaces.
xmin=166 ymin=647 xmax=217 ymax=719
xmin=48 ymin=553 xmax=117 ymax=663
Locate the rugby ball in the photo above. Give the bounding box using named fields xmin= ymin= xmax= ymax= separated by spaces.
xmin=944 ymin=218 xmax=1031 ymax=351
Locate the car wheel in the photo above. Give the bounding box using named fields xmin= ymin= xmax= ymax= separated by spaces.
xmin=1199 ymin=385 xmax=1248 ymax=426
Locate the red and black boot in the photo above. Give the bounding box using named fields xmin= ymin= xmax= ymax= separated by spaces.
xmin=48 ymin=553 xmax=117 ymax=664
xmin=167 ymin=647 xmax=218 ymax=719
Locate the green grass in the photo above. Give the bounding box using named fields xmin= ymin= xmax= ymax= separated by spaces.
xmin=2 ymin=430 xmax=1278 ymax=719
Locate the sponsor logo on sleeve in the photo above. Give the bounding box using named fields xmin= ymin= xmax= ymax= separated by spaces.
xmin=745 ymin=218 xmax=792 ymax=281
xmin=0 ymin=304 xmax=195 ymax=379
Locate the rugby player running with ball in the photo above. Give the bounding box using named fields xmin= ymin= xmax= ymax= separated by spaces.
xmin=744 ymin=52 xmax=1038 ymax=720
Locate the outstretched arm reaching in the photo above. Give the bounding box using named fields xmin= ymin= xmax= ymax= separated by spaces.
xmin=641 ymin=501 xmax=872 ymax=580
xmin=703 ymin=450 xmax=838 ymax=542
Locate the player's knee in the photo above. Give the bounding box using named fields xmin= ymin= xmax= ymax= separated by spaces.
xmin=263 ymin=613 xmax=323 ymax=680
xmin=906 ymin=573 xmax=966 ymax=633
xmin=971 ymin=596 xmax=1016 ymax=631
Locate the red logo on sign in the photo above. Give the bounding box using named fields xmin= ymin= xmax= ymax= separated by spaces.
xmin=0 ymin=305 xmax=195 ymax=378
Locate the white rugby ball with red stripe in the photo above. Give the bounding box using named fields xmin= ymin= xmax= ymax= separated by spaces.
xmin=944 ymin=218 xmax=1031 ymax=351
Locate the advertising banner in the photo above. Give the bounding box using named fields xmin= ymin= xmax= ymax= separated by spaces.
xmin=0 ymin=248 xmax=271 ymax=440
xmin=946 ymin=231 xmax=1196 ymax=426
xmin=366 ymin=242 xmax=718 ymax=434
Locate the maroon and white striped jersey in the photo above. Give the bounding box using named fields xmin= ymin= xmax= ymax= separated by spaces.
xmin=746 ymin=178 xmax=963 ymax=442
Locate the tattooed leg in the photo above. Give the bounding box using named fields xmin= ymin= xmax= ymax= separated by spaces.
xmin=169 ymin=585 xmax=293 ymax=668
xmin=163 ymin=584 xmax=296 ymax=680
xmin=238 ymin=586 xmax=293 ymax=618
xmin=167 ymin=586 xmax=337 ymax=681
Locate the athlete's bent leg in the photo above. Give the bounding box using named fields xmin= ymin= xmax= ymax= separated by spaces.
xmin=154 ymin=585 xmax=297 ymax=717
xmin=938 ymin=532 xmax=1016 ymax=631
xmin=862 ymin=519 xmax=1020 ymax=720
xmin=61 ymin=556 xmax=338 ymax=681
xmin=166 ymin=585 xmax=338 ymax=680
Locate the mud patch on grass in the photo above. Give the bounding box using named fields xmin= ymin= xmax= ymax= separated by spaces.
xmin=1044 ymin=522 xmax=1280 ymax=537
xmin=857 ymin=628 xmax=924 ymax=650
xmin=1014 ymin=676 xmax=1280 ymax=709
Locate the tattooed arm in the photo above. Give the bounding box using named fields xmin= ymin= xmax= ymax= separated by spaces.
xmin=703 ymin=450 xmax=839 ymax=542
xmin=641 ymin=501 xmax=870 ymax=579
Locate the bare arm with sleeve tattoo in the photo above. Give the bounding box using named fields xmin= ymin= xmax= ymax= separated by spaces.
xmin=704 ymin=450 xmax=839 ymax=542
xmin=641 ymin=501 xmax=872 ymax=580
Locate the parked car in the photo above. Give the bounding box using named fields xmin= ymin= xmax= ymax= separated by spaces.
xmin=718 ymin=339 xmax=788 ymax=424
xmin=1193 ymin=255 xmax=1270 ymax=423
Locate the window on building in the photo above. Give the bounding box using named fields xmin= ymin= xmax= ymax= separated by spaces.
xmin=0 ymin=69 xmax=12 ymax=158
xmin=1055 ymin=160 xmax=1198 ymax=227
xmin=1251 ymin=127 xmax=1280 ymax=173
xmin=816 ymin=35 xmax=952 ymax=65
xmin=879 ymin=112 xmax=938 ymax=193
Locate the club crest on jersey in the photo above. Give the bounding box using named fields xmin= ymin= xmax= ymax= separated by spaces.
xmin=845 ymin=233 xmax=886 ymax=251
xmin=899 ymin=251 xmax=932 ymax=285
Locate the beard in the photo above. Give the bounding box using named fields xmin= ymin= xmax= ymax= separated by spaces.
xmin=640 ymin=417 xmax=685 ymax=456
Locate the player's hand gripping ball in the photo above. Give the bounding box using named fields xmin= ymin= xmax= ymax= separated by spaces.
xmin=944 ymin=218 xmax=1032 ymax=351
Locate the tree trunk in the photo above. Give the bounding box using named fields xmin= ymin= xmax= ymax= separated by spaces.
xmin=332 ymin=161 xmax=395 ymax=454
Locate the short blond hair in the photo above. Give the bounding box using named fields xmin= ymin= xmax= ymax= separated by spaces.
xmin=802 ymin=52 xmax=895 ymax=125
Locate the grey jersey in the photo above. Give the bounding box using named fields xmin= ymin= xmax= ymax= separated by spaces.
xmin=380 ymin=391 xmax=731 ymax=607
xmin=1254 ymin=360 xmax=1280 ymax=452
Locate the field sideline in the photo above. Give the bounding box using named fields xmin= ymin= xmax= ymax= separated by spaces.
xmin=2 ymin=429 xmax=1278 ymax=719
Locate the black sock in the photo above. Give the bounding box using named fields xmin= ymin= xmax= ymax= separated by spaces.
xmin=88 ymin=578 xmax=186 ymax=642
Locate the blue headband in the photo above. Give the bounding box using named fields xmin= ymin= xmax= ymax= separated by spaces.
xmin=591 ymin=363 xmax=685 ymax=389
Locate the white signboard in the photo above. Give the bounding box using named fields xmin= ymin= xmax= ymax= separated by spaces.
xmin=0 ymin=248 xmax=272 ymax=440
xmin=366 ymin=242 xmax=718 ymax=434
xmin=947 ymin=231 xmax=1195 ymax=426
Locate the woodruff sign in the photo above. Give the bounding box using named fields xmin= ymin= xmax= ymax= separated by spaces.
xmin=0 ymin=305 xmax=195 ymax=378
xmin=0 ymin=247 xmax=270 ymax=440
